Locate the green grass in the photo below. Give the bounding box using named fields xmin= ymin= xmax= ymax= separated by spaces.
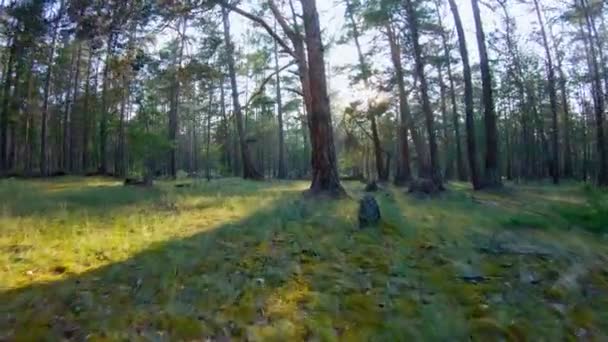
xmin=1 ymin=177 xmax=608 ymax=340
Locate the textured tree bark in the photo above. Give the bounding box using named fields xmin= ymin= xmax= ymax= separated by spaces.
xmin=449 ymin=0 xmax=482 ymax=190
xmin=404 ymin=0 xmax=443 ymax=189
xmin=533 ymin=0 xmax=559 ymax=184
xmin=222 ymin=7 xmax=263 ymax=180
xmin=300 ymin=0 xmax=344 ymax=196
xmin=471 ymin=0 xmax=501 ymax=187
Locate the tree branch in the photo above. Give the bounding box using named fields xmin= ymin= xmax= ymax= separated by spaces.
xmin=243 ymin=61 xmax=296 ymax=110
xmin=285 ymin=87 xmax=303 ymax=97
xmin=213 ymin=0 xmax=296 ymax=59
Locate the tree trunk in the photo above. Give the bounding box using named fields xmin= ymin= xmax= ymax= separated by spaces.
xmin=437 ymin=65 xmax=453 ymax=180
xmin=69 ymin=43 xmax=83 ymax=172
xmin=222 ymin=7 xmax=263 ymax=180
xmin=404 ymin=0 xmax=443 ymax=189
xmin=471 ymin=0 xmax=501 ymax=187
xmin=435 ymin=0 xmax=467 ymax=181
xmin=533 ymin=0 xmax=559 ymax=184
xmin=579 ymin=0 xmax=608 ymax=186
xmin=553 ymin=39 xmax=573 ymax=178
xmin=386 ymin=23 xmax=427 ymax=182
xmin=206 ymin=83 xmax=214 ymax=181
xmin=273 ymin=25 xmax=287 ymax=179
xmin=62 ymin=45 xmax=77 ymax=172
xmin=219 ymin=78 xmax=231 ymax=174
xmin=0 ymin=40 xmax=16 ymax=173
xmin=82 ymin=45 xmax=94 ymax=172
xmin=345 ymin=0 xmax=386 ymax=182
xmin=168 ymin=17 xmax=187 ymax=179
xmin=300 ymin=0 xmax=344 ymax=196
xmin=99 ymin=32 xmax=114 ymax=174
xmin=449 ymin=0 xmax=482 ymax=189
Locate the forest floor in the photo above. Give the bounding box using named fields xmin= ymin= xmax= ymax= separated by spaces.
xmin=1 ymin=177 xmax=607 ymax=341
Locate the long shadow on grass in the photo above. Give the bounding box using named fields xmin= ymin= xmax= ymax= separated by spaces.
xmin=0 ymin=181 xmax=163 ymax=218
xmin=1 ymin=194 xmax=405 ymax=340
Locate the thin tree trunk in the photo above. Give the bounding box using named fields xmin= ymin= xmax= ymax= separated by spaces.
xmin=471 ymin=0 xmax=501 ymax=187
xmin=345 ymin=0 xmax=386 ymax=181
xmin=435 ymin=0 xmax=467 ymax=181
xmin=68 ymin=42 xmax=83 ymax=172
xmin=449 ymin=0 xmax=482 ymax=189
xmin=0 ymin=40 xmax=16 ymax=173
xmin=222 ymin=7 xmax=263 ymax=180
xmin=40 ymin=2 xmax=63 ymax=176
xmin=437 ymin=65 xmax=453 ymax=179
xmin=168 ymin=17 xmax=187 ymax=179
xmin=404 ymin=0 xmax=443 ymax=189
xmin=533 ymin=0 xmax=560 ymax=184
xmin=387 ymin=24 xmax=412 ymax=185
xmin=580 ymin=0 xmax=608 ymax=186
xmin=99 ymin=32 xmax=114 ymax=174
xmin=553 ymin=35 xmax=573 ymax=178
xmin=206 ymin=83 xmax=214 ymax=181
xmin=61 ymin=45 xmax=77 ymax=172
xmin=82 ymin=46 xmax=95 ymax=172
xmin=273 ymin=24 xmax=287 ymax=179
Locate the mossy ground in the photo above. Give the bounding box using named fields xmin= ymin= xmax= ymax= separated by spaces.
xmin=1 ymin=177 xmax=607 ymax=340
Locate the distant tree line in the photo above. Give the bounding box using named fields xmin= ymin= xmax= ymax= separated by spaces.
xmin=0 ymin=0 xmax=607 ymax=195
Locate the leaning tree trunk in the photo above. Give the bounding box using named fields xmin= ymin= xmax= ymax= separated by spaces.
xmin=404 ymin=0 xmax=443 ymax=189
xmin=471 ymin=0 xmax=501 ymax=187
xmin=449 ymin=0 xmax=482 ymax=190
xmin=222 ymin=7 xmax=263 ymax=180
xmin=300 ymin=0 xmax=344 ymax=196
xmin=533 ymin=0 xmax=559 ymax=184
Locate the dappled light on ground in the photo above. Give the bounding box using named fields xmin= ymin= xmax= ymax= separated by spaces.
xmin=1 ymin=178 xmax=608 ymax=340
